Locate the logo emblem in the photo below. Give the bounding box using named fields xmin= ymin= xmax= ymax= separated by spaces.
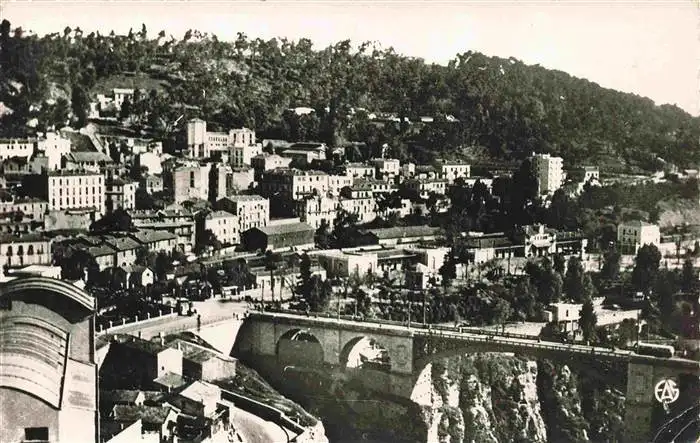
xmin=654 ymin=379 xmax=680 ymax=404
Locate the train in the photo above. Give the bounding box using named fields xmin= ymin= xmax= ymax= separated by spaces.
xmin=634 ymin=342 xmax=675 ymax=358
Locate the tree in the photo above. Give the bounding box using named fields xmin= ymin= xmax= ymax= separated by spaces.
xmin=90 ymin=208 xmax=134 ymax=233
xmin=71 ymin=84 xmax=89 ymax=127
xmin=195 ymin=229 xmax=222 ymax=254
xmin=154 ymin=252 xmax=173 ymax=281
xmin=439 ymin=252 xmax=457 ymax=288
xmin=307 ymin=275 xmax=332 ymax=312
xmin=552 ymin=253 xmax=566 ymax=275
xmin=579 ymin=298 xmax=597 ymax=342
xmin=119 ymin=96 xmax=132 ymax=121
xmin=297 ymin=253 xmax=312 ymax=297
xmin=491 ymin=298 xmax=513 ymax=327
xmin=681 ymin=258 xmax=695 ymax=292
xmin=600 ymin=250 xmax=621 ymax=283
xmin=564 ymin=256 xmax=586 ymax=302
xmin=631 ymin=244 xmax=662 ymax=295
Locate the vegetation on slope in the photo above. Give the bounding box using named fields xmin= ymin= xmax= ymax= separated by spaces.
xmin=2 ymin=20 xmax=699 ymax=170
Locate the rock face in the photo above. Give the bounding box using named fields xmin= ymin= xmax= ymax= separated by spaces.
xmin=409 ymin=354 xmax=625 ymax=443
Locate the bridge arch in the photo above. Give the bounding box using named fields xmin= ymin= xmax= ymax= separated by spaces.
xmin=340 ymin=336 xmax=392 ymax=372
xmin=276 ymin=328 xmax=324 ymax=367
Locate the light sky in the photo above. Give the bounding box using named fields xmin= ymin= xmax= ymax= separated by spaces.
xmin=3 ymin=0 xmax=699 ymax=116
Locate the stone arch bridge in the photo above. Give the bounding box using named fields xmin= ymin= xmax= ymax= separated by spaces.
xmin=233 ymin=311 xmax=700 ymax=443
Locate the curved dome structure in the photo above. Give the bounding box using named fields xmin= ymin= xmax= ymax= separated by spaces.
xmin=0 ymin=277 xmax=97 ymax=443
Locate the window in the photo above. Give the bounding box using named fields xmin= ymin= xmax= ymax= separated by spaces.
xmin=24 ymin=427 xmax=49 ymax=441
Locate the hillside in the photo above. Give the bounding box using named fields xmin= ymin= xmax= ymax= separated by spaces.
xmin=1 ymin=20 xmax=699 ymax=170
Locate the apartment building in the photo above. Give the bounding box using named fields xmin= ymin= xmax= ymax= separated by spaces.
xmin=139 ymin=174 xmax=163 ymax=194
xmin=328 ymin=174 xmax=353 ymax=197
xmin=0 ymin=198 xmax=48 ymax=221
xmin=403 ymin=178 xmax=448 ymax=199
xmin=186 ymin=118 xmax=258 ymax=160
xmin=170 ymin=164 xmax=209 ymax=203
xmin=434 ymin=159 xmax=471 ymax=183
xmin=62 ymin=151 xmax=114 ymax=173
xmin=204 ymin=210 xmax=240 ymax=245
xmin=47 ymin=170 xmax=106 ymax=215
xmin=617 ymin=220 xmax=661 ymax=254
xmin=0 ymin=233 xmax=52 ymax=268
xmin=296 ymin=195 xmax=338 ymax=229
xmin=250 ymin=153 xmax=292 ymax=177
xmin=0 ymin=138 xmax=34 ymax=161
xmin=531 ymin=153 xmax=564 ymax=195
xmin=259 ymin=168 xmax=329 ymax=201
xmin=370 ymin=158 xmax=401 ymax=180
xmin=339 ymin=185 xmax=377 ymax=224
xmin=214 ymin=195 xmax=270 ymax=233
xmin=345 ymin=163 xmax=375 ymax=179
xmin=105 ymin=178 xmax=138 ymax=211
xmin=36 ymin=132 xmax=72 ymax=171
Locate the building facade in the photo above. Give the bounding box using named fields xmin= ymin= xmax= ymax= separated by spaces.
xmin=47 ymin=171 xmax=106 ymax=215
xmin=531 ymin=153 xmax=564 ymax=195
xmin=0 ymin=234 xmax=52 ymax=268
xmin=204 ymin=210 xmax=240 ymax=245
xmin=215 ymin=195 xmax=270 ymax=234
xmin=617 ymin=220 xmax=661 ymax=254
xmin=105 ymin=178 xmax=138 ymax=212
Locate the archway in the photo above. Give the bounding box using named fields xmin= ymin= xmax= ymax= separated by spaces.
xmin=276 ymin=328 xmax=324 ymax=367
xmin=340 ymin=336 xmax=392 ymax=372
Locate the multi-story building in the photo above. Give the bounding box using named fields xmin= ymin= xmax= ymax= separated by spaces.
xmin=230 ymin=142 xmax=262 ymax=167
xmin=230 ymin=167 xmax=255 ymax=193
xmin=353 ymin=178 xmax=397 ymax=195
xmin=403 ymin=178 xmax=448 ymax=199
xmin=280 ymin=142 xmax=327 ymax=162
xmin=0 ymin=138 xmax=34 ymax=161
xmin=36 ymin=132 xmax=72 ymax=171
xmin=370 ymin=158 xmax=401 ymax=181
xmin=296 ymin=195 xmax=338 ymax=229
xmin=328 ymin=174 xmax=353 ymax=197
xmin=259 ymin=168 xmax=329 ymax=201
xmin=339 ymin=186 xmax=377 ymax=224
xmin=617 ymin=220 xmax=661 ymax=254
xmin=531 ymin=153 xmax=564 ymax=195
xmin=170 ymin=164 xmax=209 ymax=203
xmin=434 ymin=159 xmax=471 ymax=183
xmin=113 ymin=88 xmax=135 ymax=110
xmin=103 ymin=236 xmax=141 ymax=268
xmin=0 ymin=197 xmax=48 ymax=221
xmin=47 ymin=170 xmax=106 ymax=215
xmin=582 ymin=166 xmax=600 ymax=184
xmin=345 ymin=163 xmax=375 ymax=179
xmin=401 ymin=162 xmax=416 ymax=179
xmin=186 ymin=118 xmax=258 ymax=160
xmin=105 ymin=178 xmax=138 ymax=212
xmin=139 ymin=174 xmax=163 ymax=194
xmin=250 ymin=154 xmax=293 ymax=179
xmin=128 ymin=230 xmax=178 ymax=253
xmin=214 ymin=195 xmax=270 ymax=233
xmin=0 ymin=233 xmax=52 ymax=268
xmin=204 ymin=210 xmax=240 ymax=245
xmin=131 ymin=208 xmax=197 ymax=252
xmin=62 ymin=151 xmax=114 ymax=173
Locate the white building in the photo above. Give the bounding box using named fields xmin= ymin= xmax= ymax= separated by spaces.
xmin=215 ymin=195 xmax=270 ymax=233
xmin=345 ymin=163 xmax=375 ymax=179
xmin=531 ymin=153 xmax=564 ymax=195
xmin=204 ymin=210 xmax=240 ymax=245
xmin=112 ymin=88 xmax=135 ymax=110
xmin=314 ymin=249 xmax=378 ymax=278
xmin=435 ymin=160 xmax=471 ymax=183
xmin=617 ymin=220 xmax=661 ymax=254
xmin=136 ymin=152 xmax=163 ymax=175
xmin=546 ymin=302 xmax=583 ymax=333
xmin=0 ymin=138 xmax=34 ymax=162
xmin=36 ymin=132 xmax=71 ymax=171
xmin=370 ymin=158 xmax=401 ymax=180
xmin=105 ymin=178 xmax=138 ymax=211
xmin=186 ymin=118 xmax=258 ymax=160
xmin=48 ymin=171 xmax=106 ymax=215
xmin=296 ymin=195 xmax=338 ymax=229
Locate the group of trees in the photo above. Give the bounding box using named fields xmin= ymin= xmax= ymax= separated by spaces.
xmin=3 ymin=19 xmax=700 ymax=170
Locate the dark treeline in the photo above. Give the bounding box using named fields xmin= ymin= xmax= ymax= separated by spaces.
xmin=2 ymin=20 xmax=699 ymax=170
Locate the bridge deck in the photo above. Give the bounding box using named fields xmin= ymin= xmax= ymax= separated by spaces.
xmin=249 ymin=310 xmax=700 ymax=373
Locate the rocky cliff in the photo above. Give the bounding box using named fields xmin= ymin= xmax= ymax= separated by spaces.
xmin=407 ymin=354 xmax=627 ymax=443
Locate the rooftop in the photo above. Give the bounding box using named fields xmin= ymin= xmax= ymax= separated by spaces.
xmin=217 ymin=194 xmax=267 ymax=203
xmin=0 ymin=233 xmax=50 ymax=243
xmin=153 ymin=371 xmax=187 ymax=390
xmin=111 ymin=405 xmax=173 ymax=426
xmin=206 ymin=210 xmax=236 ymax=220
xmin=179 ymin=380 xmax=221 ymax=404
xmin=86 ymin=244 xmax=116 ymax=257
xmin=103 ymin=236 xmax=142 ymax=251
xmin=128 ymin=230 xmax=178 ymax=244
xmin=65 ymin=151 xmax=113 ymax=163
xmin=367 ymin=225 xmax=442 ymax=240
xmin=253 ymin=222 xmax=315 ymax=236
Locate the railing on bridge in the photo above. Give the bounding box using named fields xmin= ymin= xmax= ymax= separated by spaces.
xmin=252 ymin=309 xmax=700 ymax=370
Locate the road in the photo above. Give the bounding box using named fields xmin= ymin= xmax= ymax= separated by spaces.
xmin=230 ymin=407 xmax=293 ymax=443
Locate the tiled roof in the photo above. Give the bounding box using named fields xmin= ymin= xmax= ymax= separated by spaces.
xmin=104 ymin=236 xmax=141 ymax=251
xmin=206 ymin=210 xmax=236 ymax=220
xmin=65 ymin=151 xmax=113 ymax=163
xmin=153 ymin=371 xmax=187 ymax=390
xmin=111 ymin=405 xmax=174 ymax=425
xmin=87 ymin=244 xmax=116 ymax=257
xmin=218 ymin=194 xmax=267 ymax=203
xmin=368 ymin=225 xmax=442 ymax=240
xmin=101 ymin=389 xmax=142 ymax=405
xmin=253 ymin=222 xmax=315 ymax=236
xmin=0 ymin=233 xmax=50 ymax=243
xmin=128 ymin=230 xmax=178 ymax=244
